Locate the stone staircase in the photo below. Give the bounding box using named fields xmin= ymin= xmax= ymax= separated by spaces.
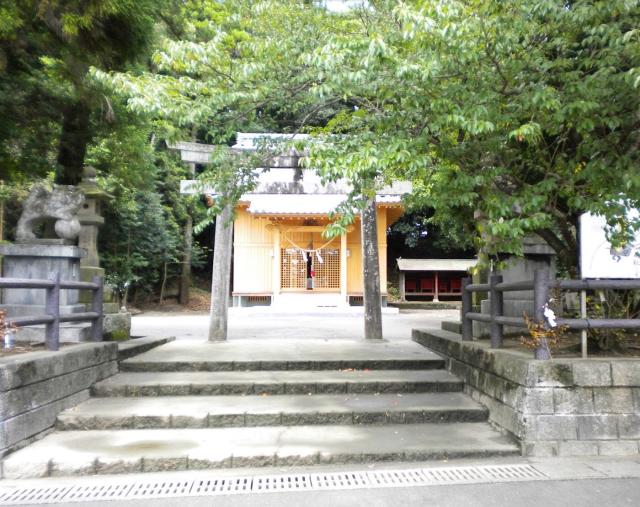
xmin=1 ymin=340 xmax=519 ymax=478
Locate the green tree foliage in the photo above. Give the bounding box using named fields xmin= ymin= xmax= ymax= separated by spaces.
xmin=94 ymin=0 xmax=352 ymax=203
xmin=86 ymin=118 xmax=191 ymax=302
xmin=100 ymin=188 xmax=181 ymax=304
xmin=5 ymin=0 xmax=639 ymax=287
xmin=0 ymin=1 xmax=201 ymax=303
xmin=0 ymin=0 xmax=173 ymax=183
xmin=96 ymin=0 xmax=348 ymax=133
xmin=389 ymin=208 xmax=474 ymax=254
xmin=304 ymin=0 xmax=640 ymax=274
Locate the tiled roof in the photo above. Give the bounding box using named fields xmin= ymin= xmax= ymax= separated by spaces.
xmin=396 ymin=258 xmax=478 ymax=272
xmin=245 ymin=194 xmax=402 ymax=215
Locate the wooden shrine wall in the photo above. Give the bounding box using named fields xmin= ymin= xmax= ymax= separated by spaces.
xmin=346 ymin=207 xmax=387 ymax=294
xmin=233 ymin=207 xmax=391 ymax=296
xmin=233 ymin=209 xmax=274 ymax=293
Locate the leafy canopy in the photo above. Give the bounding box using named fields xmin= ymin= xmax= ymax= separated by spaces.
xmin=93 ymin=0 xmax=640 ymax=274
xmin=304 ymin=0 xmax=640 ymax=272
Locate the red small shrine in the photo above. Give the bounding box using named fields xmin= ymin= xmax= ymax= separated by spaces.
xmin=397 ymin=258 xmax=477 ymax=302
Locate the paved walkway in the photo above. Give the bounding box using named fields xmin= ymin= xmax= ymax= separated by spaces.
xmin=120 ymin=337 xmax=442 ymax=365
xmin=130 ymin=308 xmax=460 ymax=342
xmin=1 ymin=456 xmax=639 ymax=506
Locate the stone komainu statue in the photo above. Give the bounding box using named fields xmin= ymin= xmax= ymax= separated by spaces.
xmin=16 ymin=185 xmax=85 ymax=241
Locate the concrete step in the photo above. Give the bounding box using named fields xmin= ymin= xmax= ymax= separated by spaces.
xmin=120 ymin=339 xmax=444 ymax=372
xmin=57 ymin=393 xmax=488 ymax=430
xmin=121 ymin=358 xmax=445 ymax=372
xmin=117 ymin=336 xmax=176 ymax=361
xmin=441 ymin=320 xmax=462 ymax=334
xmin=2 ymin=423 xmax=520 ymax=479
xmin=92 ymin=370 xmax=463 ymax=397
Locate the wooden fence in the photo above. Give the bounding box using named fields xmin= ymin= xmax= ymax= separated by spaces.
xmin=462 ymin=269 xmax=640 ymax=359
xmin=0 ymin=274 xmax=103 ymax=351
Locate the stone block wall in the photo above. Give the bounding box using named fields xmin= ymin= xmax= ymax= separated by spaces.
xmin=0 ymin=342 xmax=118 ymax=458
xmin=413 ymin=329 xmax=640 ymax=457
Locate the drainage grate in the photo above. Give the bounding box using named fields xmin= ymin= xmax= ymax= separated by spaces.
xmin=60 ymin=484 xmax=133 ymax=503
xmin=191 ymin=477 xmax=252 ymax=495
xmin=0 ymin=486 xmax=74 ymax=505
xmin=0 ymin=464 xmax=547 ymax=505
xmin=368 ymin=464 xmax=546 ymax=489
xmin=253 ymin=474 xmax=311 ymax=492
xmin=367 ymin=469 xmax=428 ymax=488
xmin=310 ymin=471 xmax=371 ymax=490
xmin=127 ymin=480 xmax=193 ymax=499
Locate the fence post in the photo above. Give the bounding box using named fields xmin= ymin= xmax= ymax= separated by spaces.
xmin=90 ymin=275 xmax=104 ymax=341
xmin=45 ymin=272 xmax=60 ymax=351
xmin=461 ymin=277 xmax=472 ymax=340
xmin=489 ymin=274 xmax=504 ymax=348
xmin=533 ymin=268 xmax=551 ymax=360
xmin=580 ymin=289 xmax=588 ymax=358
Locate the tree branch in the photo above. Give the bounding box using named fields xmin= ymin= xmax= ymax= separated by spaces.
xmin=536 ymin=227 xmax=578 ymax=276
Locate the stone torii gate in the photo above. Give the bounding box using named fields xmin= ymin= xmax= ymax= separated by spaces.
xmin=172 ymin=138 xmax=392 ymax=342
xmin=171 ymin=141 xmax=234 ymax=342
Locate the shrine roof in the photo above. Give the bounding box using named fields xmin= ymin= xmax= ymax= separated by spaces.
xmin=180 ymin=171 xmax=411 ymax=197
xmin=243 ymin=193 xmax=402 ymax=215
xmin=174 ymin=134 xmax=412 ymax=201
xmin=396 ymin=258 xmax=478 ymax=272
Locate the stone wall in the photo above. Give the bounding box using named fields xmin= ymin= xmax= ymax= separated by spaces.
xmin=413 ymin=329 xmax=640 ymax=457
xmin=0 ymin=342 xmax=118 ymax=458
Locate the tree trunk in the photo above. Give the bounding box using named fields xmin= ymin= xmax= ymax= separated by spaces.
xmin=179 ymin=162 xmax=195 ymax=306
xmin=361 ymin=194 xmax=383 ymax=340
xmin=536 ymin=227 xmax=579 ymax=278
xmin=179 ymin=214 xmax=193 ymax=305
xmin=57 ymin=100 xmax=91 ymax=185
xmin=208 ymin=202 xmax=234 ymax=341
xmin=0 ymin=180 xmax=4 ymax=242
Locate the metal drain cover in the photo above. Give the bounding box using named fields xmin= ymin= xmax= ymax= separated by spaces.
xmin=253 ymin=474 xmax=311 ymax=492
xmin=0 ymin=464 xmax=547 ymax=505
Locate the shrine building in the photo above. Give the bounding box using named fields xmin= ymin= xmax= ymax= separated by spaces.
xmin=177 ymin=134 xmax=409 ymax=308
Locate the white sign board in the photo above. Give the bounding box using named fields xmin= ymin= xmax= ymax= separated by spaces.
xmin=580 ymin=211 xmax=640 ymax=279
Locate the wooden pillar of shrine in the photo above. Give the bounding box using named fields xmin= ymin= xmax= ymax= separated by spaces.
xmin=340 ymin=232 xmax=347 ymax=304
xmin=273 ymin=227 xmax=281 ymax=304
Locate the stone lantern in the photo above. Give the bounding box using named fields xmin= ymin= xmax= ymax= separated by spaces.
xmin=77 ymin=167 xmax=120 ymax=320
xmin=77 ymin=166 xmax=110 ymax=271
xmin=77 ymin=166 xmax=131 ymax=338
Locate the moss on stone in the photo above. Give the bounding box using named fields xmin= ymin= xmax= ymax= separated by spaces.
xmin=106 ymin=329 xmax=130 ymax=342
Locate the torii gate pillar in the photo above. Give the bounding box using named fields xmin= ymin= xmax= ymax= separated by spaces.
xmin=172 ymin=142 xmax=233 ymax=342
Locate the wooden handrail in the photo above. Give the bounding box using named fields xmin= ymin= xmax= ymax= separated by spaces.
xmin=0 ymin=278 xmax=55 ymax=289
xmin=461 ymin=270 xmax=640 ymax=359
xmin=1 ymin=274 xmax=103 ymax=351
xmin=550 ymin=279 xmax=640 ymax=291
xmin=465 ymin=283 xmax=490 ymax=292
xmin=495 ymin=280 xmax=534 ymax=292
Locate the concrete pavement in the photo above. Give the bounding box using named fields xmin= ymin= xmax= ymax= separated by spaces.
xmin=2 ymin=456 xmax=640 ymax=506
xmin=130 ymin=308 xmax=460 ymax=342
xmin=118 ymin=337 xmax=444 ymax=369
